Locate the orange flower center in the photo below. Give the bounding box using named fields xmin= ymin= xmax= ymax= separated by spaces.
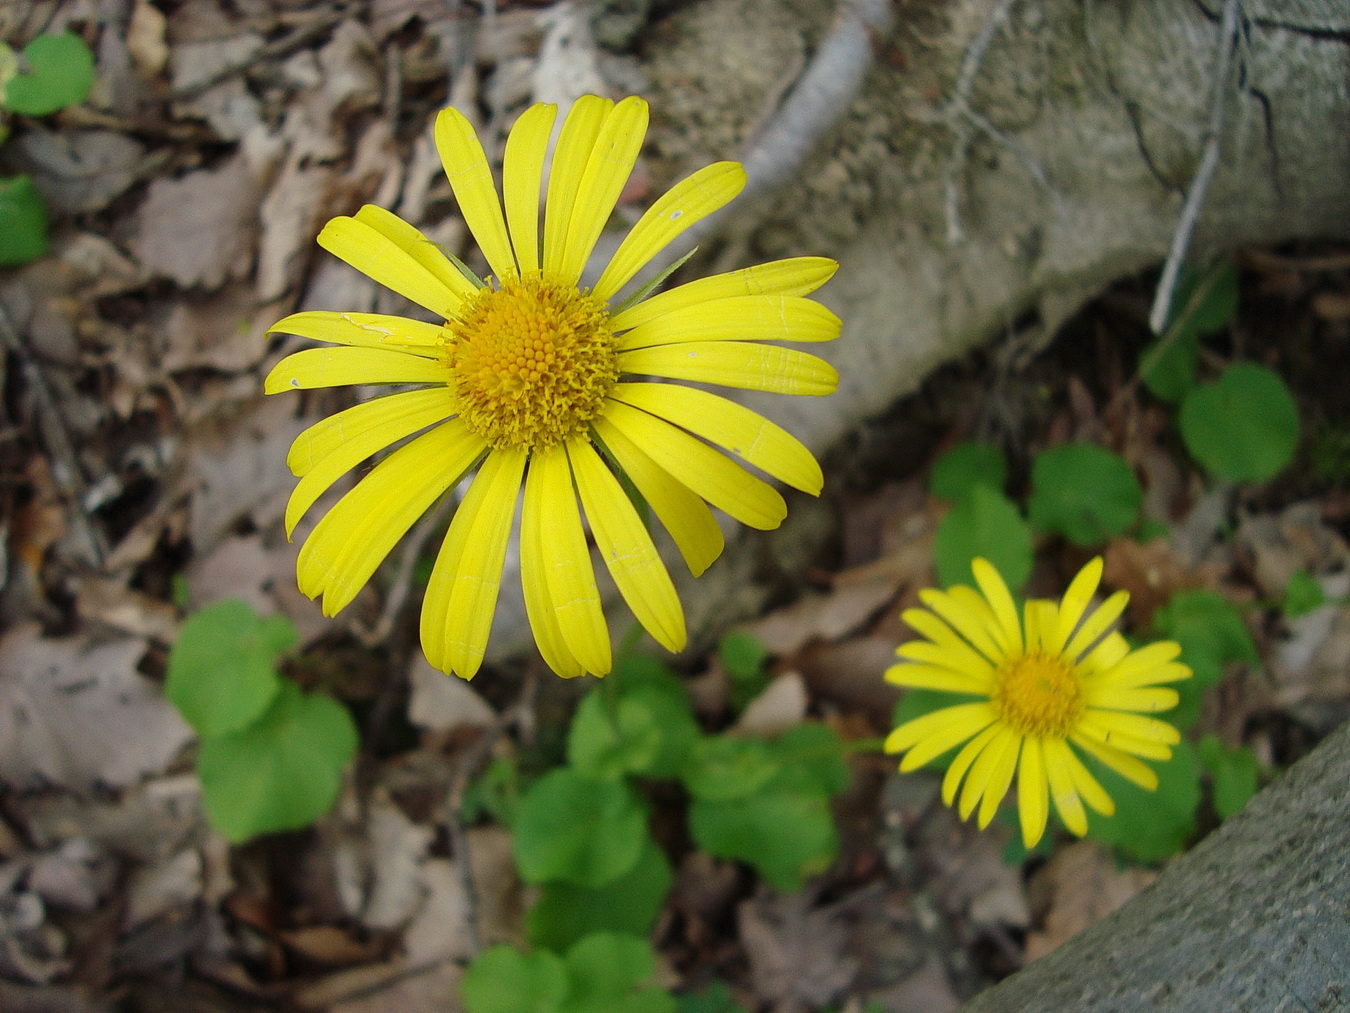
xmin=993 ymin=652 xmax=1084 ymax=737
xmin=445 ymin=276 xmax=618 ymax=450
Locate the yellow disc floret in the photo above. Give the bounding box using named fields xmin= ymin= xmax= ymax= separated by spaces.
xmin=993 ymin=652 xmax=1085 ymax=737
xmin=446 ymin=276 xmax=618 ymax=450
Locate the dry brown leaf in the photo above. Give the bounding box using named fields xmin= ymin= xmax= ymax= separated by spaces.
xmin=0 ymin=626 xmax=192 ymax=792
xmin=733 ymin=671 xmax=808 ymax=737
xmin=738 ymin=891 xmax=858 ymax=1011
xmin=10 ymin=130 xmax=147 ymax=215
xmin=407 ymin=656 xmax=496 ymax=734
xmin=798 ymin=635 xmax=903 ymax=718
xmin=1024 ymin=840 xmax=1156 ymax=960
xmin=161 ymin=283 xmax=279 ymax=373
xmin=132 ymin=153 xmax=261 ymax=289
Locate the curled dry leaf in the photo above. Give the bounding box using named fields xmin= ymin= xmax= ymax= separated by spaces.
xmin=0 ymin=626 xmax=192 ymax=792
xmin=1024 ymin=840 xmax=1156 ymax=960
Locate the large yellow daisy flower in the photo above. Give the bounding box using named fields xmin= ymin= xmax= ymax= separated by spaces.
xmin=884 ymin=557 xmax=1192 ymax=847
xmin=264 ymin=96 xmax=839 ymax=680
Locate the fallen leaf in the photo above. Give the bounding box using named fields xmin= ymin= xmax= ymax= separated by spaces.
xmin=407 ymin=656 xmax=496 ymax=734
xmin=0 ymin=626 xmax=193 ymax=792
xmin=733 ymin=672 xmax=808 ymax=738
xmin=1024 ymin=840 xmax=1155 ymax=960
xmin=131 ymin=153 xmax=261 ymax=289
xmin=738 ymin=891 xmax=858 ymax=1010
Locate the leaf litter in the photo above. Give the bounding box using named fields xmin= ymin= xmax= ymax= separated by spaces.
xmin=0 ymin=2 xmax=1347 ymax=1011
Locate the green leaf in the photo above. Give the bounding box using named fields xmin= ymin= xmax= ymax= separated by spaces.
xmin=527 ymin=838 xmax=673 ymax=952
xmin=460 ymin=755 xmax=524 ymax=828
xmin=1196 ymin=734 xmax=1260 ymax=821
xmin=568 ymin=692 xmax=663 ymax=781
xmin=676 ymin=981 xmax=750 ymax=1013
xmin=1180 ymin=363 xmax=1299 ymax=482
xmin=1282 ymin=569 xmax=1326 ymax=621
xmin=3 ymin=33 xmax=96 ymax=116
xmin=718 ymin=631 xmax=769 ymax=684
xmin=1151 ymin=589 xmax=1257 ymax=731
xmin=462 ymin=946 xmax=568 ymax=1013
xmin=689 ymin=766 xmax=838 ymax=890
xmin=1085 ymin=740 xmax=1201 ymax=864
xmin=563 ymin=933 xmax=656 ymax=1006
xmin=165 ymin=600 xmax=296 ymax=738
xmin=1027 ymin=443 xmax=1142 ymax=547
xmin=196 ymin=682 xmax=358 ymax=843
xmin=0 ymin=175 xmax=50 ymax=266
xmin=514 ymin=769 xmax=648 ymax=887
xmin=889 ymin=689 xmax=981 ymax=771
xmin=934 ymin=484 xmax=1033 ymax=590
xmin=929 ymin=441 xmax=1008 ymax=502
xmin=680 ymin=736 xmax=780 ymax=801
xmin=1141 ymin=261 xmax=1238 ymax=403
xmin=769 ymin=723 xmax=849 ymax=796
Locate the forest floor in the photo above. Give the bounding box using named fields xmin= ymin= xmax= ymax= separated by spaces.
xmin=2 ymin=2 xmax=1350 ymax=1012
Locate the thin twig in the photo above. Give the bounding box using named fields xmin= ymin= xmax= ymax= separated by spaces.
xmin=0 ymin=304 xmax=107 ymax=566
xmin=1148 ymin=0 xmax=1244 ymax=334
xmin=444 ymin=670 xmax=538 ymax=957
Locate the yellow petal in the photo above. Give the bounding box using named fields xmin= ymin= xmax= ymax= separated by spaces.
xmin=264 ymin=346 xmax=447 ymax=393
xmin=593 ymin=161 xmax=747 ymax=303
xmin=883 ymin=661 xmax=991 ymax=694
xmin=1062 ymin=590 xmax=1129 ymax=661
xmin=285 ymin=396 xmax=458 ymax=535
xmin=420 ymin=448 xmax=526 ymax=678
xmin=610 ymin=257 xmax=838 ymax=332
xmin=1079 ymin=708 xmax=1181 ymax=744
xmin=941 ymin=723 xmax=1002 ymax=807
xmin=502 ymin=103 xmax=557 ymax=277
xmin=1070 ymin=733 xmax=1159 ymax=791
xmin=900 ymin=609 xmax=997 ymax=680
xmin=543 ymin=96 xmax=612 ymax=278
xmin=1049 ymin=556 xmax=1104 ymax=655
xmin=1076 ymin=722 xmax=1174 ymax=761
xmin=959 ymin=726 xmax=1018 ymax=823
xmin=885 ymin=700 xmax=995 ymax=754
xmin=1062 ymin=742 xmax=1116 ymax=816
xmin=269 ymin=310 xmax=445 ymax=356
xmin=590 ymin=416 xmax=723 ymax=576
xmin=568 ymin=438 xmax=686 ymax=652
xmin=1023 ymin=599 xmax=1057 ymax=652
xmin=521 ymin=453 xmax=586 ymax=678
xmin=354 ymin=204 xmax=479 ymax=300
xmin=618 ymin=295 xmax=840 ymax=351
xmin=532 ymin=444 xmax=611 ymax=675
xmin=971 ymin=558 xmax=1024 ymax=656
xmin=317 ymin=216 xmax=461 ymax=318
xmin=297 ymin=421 xmax=484 ymax=615
xmin=1042 ymin=737 xmax=1088 ymax=835
xmin=1093 ymin=640 xmax=1187 ymax=686
xmin=434 ymin=107 xmax=516 ymax=281
xmin=287 ymin=388 xmax=456 ymax=476
xmin=609 ymin=383 xmax=823 ymax=494
xmin=1017 ymin=738 xmax=1050 ymax=847
xmin=618 ymin=341 xmax=838 ymax=396
xmin=917 ymin=586 xmax=1003 ymax=663
xmin=976 ymin=729 xmax=1021 ymax=828
xmin=1082 ymin=683 xmax=1180 ymax=714
xmin=602 ymin=400 xmax=785 ymax=530
xmin=898 ymin=706 xmax=997 ymax=770
xmin=556 ymin=96 xmax=648 ymax=286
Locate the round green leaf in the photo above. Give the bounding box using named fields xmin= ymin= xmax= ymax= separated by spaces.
xmin=1180 ymin=363 xmax=1299 ymax=482
xmin=527 ymin=838 xmax=673 ymax=952
xmin=0 ymin=175 xmax=50 ymax=266
xmin=196 ymin=682 xmax=358 ymax=843
xmin=769 ymin=724 xmax=849 ymax=796
xmin=1196 ymin=734 xmax=1260 ymax=821
xmin=165 ymin=600 xmax=296 ymax=738
xmin=1085 ymin=740 xmax=1200 ymax=864
xmin=1027 ymin=442 xmax=1142 ymax=547
xmin=462 ymin=946 xmax=568 ymax=1013
xmin=934 ymin=484 xmax=1033 ymax=590
xmin=568 ymin=692 xmax=663 ymax=781
xmin=689 ymin=768 xmax=838 ymax=891
xmin=929 ymin=441 xmax=1007 ymax=501
xmin=514 ymin=769 xmax=647 ymax=887
xmin=564 ymin=933 xmax=656 ymax=1005
xmin=680 ymin=737 xmax=779 ymax=802
xmin=3 ymin=33 xmax=96 ymax=116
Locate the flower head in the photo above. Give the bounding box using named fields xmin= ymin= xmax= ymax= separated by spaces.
xmin=265 ymin=96 xmax=839 ymax=680
xmin=884 ymin=557 xmax=1192 ymax=847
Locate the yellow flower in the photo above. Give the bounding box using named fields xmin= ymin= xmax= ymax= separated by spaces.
xmin=264 ymin=96 xmax=840 ymax=680
xmin=884 ymin=557 xmax=1192 ymax=847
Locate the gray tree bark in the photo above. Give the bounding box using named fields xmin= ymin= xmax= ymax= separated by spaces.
xmin=956 ymin=717 xmax=1350 ymax=1012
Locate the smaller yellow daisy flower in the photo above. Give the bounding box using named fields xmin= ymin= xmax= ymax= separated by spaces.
xmin=884 ymin=557 xmax=1193 ymax=847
